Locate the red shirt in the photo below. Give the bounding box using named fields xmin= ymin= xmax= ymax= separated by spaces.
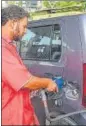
xmin=2 ymin=37 xmax=39 ymax=125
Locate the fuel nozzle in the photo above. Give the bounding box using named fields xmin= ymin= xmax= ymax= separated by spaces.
xmin=52 ymin=76 xmax=64 ymax=90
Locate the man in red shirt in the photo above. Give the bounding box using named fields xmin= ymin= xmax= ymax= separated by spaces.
xmin=2 ymin=5 xmax=58 ymax=125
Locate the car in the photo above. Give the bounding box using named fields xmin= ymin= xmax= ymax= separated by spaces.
xmin=17 ymin=13 xmax=86 ymax=125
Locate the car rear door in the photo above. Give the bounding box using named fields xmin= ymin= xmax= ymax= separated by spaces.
xmin=19 ymin=19 xmax=67 ymax=78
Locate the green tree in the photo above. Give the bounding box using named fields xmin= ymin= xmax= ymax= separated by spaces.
xmin=8 ymin=1 xmax=22 ymax=7
xmin=18 ymin=1 xmax=22 ymax=7
xmin=8 ymin=1 xmax=16 ymax=5
xmin=42 ymin=0 xmax=86 ymax=11
xmin=43 ymin=0 xmax=59 ymax=9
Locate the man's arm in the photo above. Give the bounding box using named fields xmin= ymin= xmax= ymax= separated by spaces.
xmin=24 ymin=76 xmax=57 ymax=92
xmin=2 ymin=46 xmax=57 ymax=92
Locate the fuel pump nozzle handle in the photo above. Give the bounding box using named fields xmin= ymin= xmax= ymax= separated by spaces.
xmin=40 ymin=89 xmax=51 ymax=121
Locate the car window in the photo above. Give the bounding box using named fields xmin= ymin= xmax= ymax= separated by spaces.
xmin=51 ymin=24 xmax=62 ymax=61
xmin=20 ymin=24 xmax=62 ymax=62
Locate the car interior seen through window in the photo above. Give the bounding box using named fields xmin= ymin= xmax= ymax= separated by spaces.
xmin=20 ymin=24 xmax=62 ymax=61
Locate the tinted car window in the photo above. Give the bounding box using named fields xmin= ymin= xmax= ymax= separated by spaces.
xmin=51 ymin=24 xmax=61 ymax=61
xmin=20 ymin=24 xmax=62 ymax=62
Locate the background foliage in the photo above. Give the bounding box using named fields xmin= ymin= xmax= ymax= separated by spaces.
xmin=7 ymin=1 xmax=86 ymax=20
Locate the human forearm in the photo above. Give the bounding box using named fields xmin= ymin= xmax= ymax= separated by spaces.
xmin=24 ymin=76 xmax=51 ymax=90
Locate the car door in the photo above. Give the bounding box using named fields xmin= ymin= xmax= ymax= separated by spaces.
xmin=19 ymin=19 xmax=67 ymax=78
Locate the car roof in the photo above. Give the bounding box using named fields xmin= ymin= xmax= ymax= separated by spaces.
xmin=28 ymin=13 xmax=86 ymax=28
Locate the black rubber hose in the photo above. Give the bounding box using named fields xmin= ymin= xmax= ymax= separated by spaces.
xmin=47 ymin=109 xmax=86 ymax=122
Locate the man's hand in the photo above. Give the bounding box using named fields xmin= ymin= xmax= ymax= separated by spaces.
xmin=24 ymin=76 xmax=58 ymax=92
xmin=46 ymin=80 xmax=58 ymax=92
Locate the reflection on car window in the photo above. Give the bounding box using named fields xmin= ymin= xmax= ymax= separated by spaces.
xmin=51 ymin=25 xmax=61 ymax=60
xmin=20 ymin=24 xmax=62 ymax=61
